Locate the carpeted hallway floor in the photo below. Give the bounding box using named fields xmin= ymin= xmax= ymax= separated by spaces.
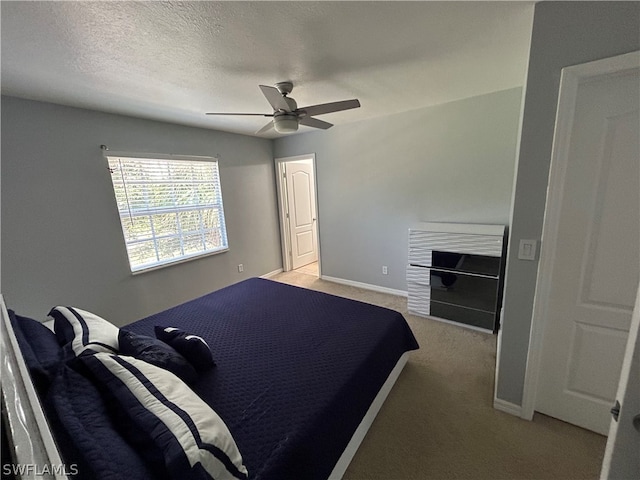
xmin=271 ymin=270 xmax=606 ymax=480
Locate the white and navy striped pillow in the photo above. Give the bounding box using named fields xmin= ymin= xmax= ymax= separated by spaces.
xmin=79 ymin=352 xmax=248 ymax=480
xmin=49 ymin=306 xmax=119 ymax=356
xmin=155 ymin=326 xmax=215 ymax=371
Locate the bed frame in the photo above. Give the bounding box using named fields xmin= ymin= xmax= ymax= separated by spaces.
xmin=329 ymin=351 xmax=409 ymax=479
xmin=1 ymin=295 xmax=68 ymax=480
xmin=0 ymin=293 xmax=409 ymax=480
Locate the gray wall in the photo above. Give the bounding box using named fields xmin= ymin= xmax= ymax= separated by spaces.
xmin=1 ymin=96 xmax=282 ymax=325
xmin=274 ymin=87 xmax=522 ymax=291
xmin=496 ymin=1 xmax=640 ymax=406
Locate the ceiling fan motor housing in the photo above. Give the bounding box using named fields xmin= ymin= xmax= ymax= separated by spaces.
xmin=283 ymin=97 xmax=297 ymax=111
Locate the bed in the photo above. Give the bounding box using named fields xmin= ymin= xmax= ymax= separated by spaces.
xmin=1 ymin=277 xmax=419 ymax=480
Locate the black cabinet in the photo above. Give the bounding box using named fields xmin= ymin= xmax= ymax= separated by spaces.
xmin=407 ymin=223 xmax=507 ymax=333
xmin=429 ymin=252 xmax=503 ymax=331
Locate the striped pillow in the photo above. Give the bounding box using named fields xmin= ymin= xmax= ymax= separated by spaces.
xmin=49 ymin=306 xmax=119 ymax=356
xmin=155 ymin=326 xmax=215 ymax=371
xmin=79 ymin=352 xmax=248 ymax=480
xmin=118 ymin=330 xmax=198 ymax=384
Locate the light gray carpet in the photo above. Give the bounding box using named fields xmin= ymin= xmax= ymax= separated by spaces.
xmin=272 ymin=270 xmax=606 ymax=480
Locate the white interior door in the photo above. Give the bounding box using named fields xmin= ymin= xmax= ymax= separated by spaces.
xmin=285 ymin=160 xmax=318 ymax=270
xmin=600 ymin=284 xmax=640 ymax=479
xmin=535 ymin=57 xmax=640 ymax=434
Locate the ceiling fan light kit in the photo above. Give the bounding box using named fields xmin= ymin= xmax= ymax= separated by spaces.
xmin=274 ymin=114 xmax=299 ymax=134
xmin=205 ymin=82 xmax=360 ymax=135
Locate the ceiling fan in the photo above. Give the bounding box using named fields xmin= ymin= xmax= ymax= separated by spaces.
xmin=205 ymin=82 xmax=360 ymax=135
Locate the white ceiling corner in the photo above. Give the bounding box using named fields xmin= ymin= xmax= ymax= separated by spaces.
xmin=1 ymin=1 xmax=535 ymax=138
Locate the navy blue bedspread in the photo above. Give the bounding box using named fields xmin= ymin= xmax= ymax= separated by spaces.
xmin=127 ymin=278 xmax=419 ymax=480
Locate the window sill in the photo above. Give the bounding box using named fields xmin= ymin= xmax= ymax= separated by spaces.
xmin=130 ymin=248 xmax=229 ymax=275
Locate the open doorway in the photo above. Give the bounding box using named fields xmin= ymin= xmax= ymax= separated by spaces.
xmin=275 ymin=154 xmax=320 ymax=277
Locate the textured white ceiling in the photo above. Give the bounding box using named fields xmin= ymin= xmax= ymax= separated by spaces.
xmin=1 ymin=1 xmax=534 ymax=138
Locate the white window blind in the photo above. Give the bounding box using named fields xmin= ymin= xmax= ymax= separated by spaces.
xmin=107 ymin=155 xmax=228 ymax=273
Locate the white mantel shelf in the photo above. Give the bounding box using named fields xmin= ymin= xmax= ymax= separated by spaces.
xmin=411 ymin=222 xmax=505 ymax=237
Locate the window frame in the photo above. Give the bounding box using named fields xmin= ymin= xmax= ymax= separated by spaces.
xmin=105 ymin=152 xmax=229 ymax=274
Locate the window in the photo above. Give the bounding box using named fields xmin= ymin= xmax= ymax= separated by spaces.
xmin=107 ymin=155 xmax=228 ymax=273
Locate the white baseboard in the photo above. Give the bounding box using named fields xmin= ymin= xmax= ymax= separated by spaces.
xmin=413 ymin=312 xmax=493 ymax=334
xmin=321 ymin=275 xmax=408 ymax=298
xmin=261 ymin=268 xmax=283 ymax=279
xmin=493 ymin=397 xmax=523 ymax=417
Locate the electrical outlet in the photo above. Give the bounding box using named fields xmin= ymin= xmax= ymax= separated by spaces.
xmin=382 ymin=266 xmax=388 ymax=275
xmin=238 ymin=264 xmax=244 ymax=273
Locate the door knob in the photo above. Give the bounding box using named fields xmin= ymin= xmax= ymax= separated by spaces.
xmin=611 ymin=400 xmax=620 ymax=421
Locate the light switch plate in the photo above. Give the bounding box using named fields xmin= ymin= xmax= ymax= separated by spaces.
xmin=518 ymin=239 xmax=537 ymax=261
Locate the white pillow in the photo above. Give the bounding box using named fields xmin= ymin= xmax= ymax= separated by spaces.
xmin=49 ymin=306 xmax=119 ymax=355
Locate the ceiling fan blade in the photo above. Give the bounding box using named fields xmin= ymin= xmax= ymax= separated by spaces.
xmin=256 ymin=121 xmax=275 ymax=135
xmin=259 ymin=85 xmax=293 ymax=112
xmin=205 ymin=112 xmax=273 ymax=116
xmin=300 ymin=99 xmax=360 ymax=117
xmin=299 ymin=117 xmax=333 ymax=130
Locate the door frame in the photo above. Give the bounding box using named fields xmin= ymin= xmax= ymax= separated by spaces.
xmin=274 ymin=154 xmax=321 ymax=274
xmin=521 ymin=51 xmax=640 ymax=421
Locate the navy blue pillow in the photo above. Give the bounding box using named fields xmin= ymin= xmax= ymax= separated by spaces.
xmin=9 ymin=310 xmax=62 ymax=395
xmin=118 ymin=330 xmax=197 ymax=384
xmin=154 ymin=326 xmax=215 ymax=372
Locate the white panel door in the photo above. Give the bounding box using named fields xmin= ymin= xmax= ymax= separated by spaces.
xmin=286 ymin=160 xmax=318 ymax=270
xmin=600 ymin=284 xmax=640 ymax=479
xmin=535 ymin=65 xmax=639 ymax=434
